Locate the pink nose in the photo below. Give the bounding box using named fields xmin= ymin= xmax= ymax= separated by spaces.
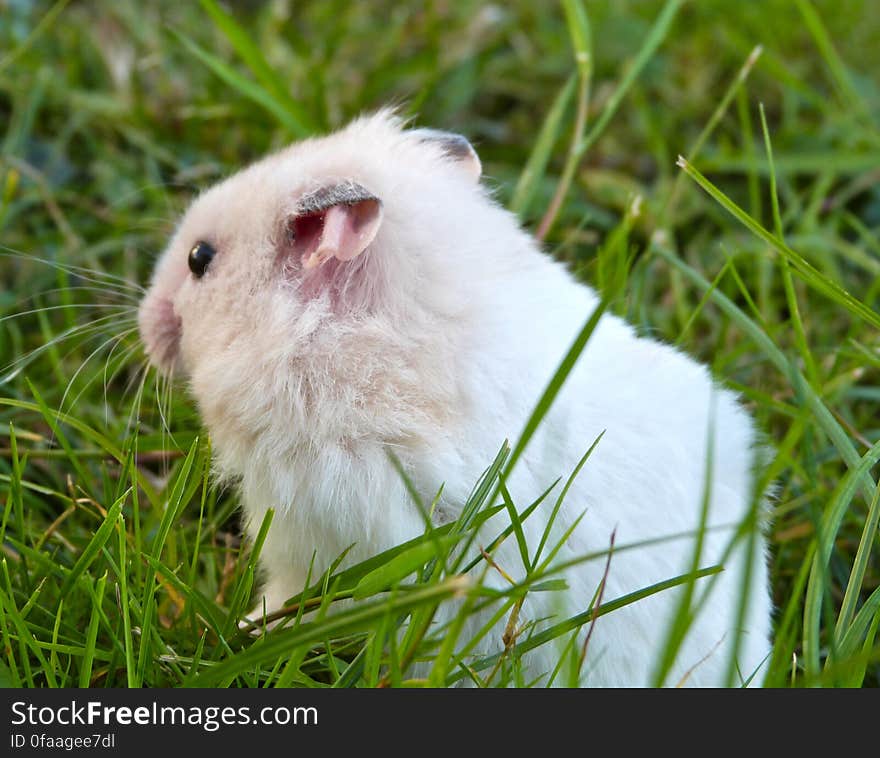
xmin=138 ymin=295 xmax=181 ymax=373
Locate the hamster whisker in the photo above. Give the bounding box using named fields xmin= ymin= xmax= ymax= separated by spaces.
xmin=121 ymin=355 xmax=151 ymax=409
xmin=104 ymin=335 xmax=145 ymax=391
xmin=154 ymin=369 xmax=181 ymax=453
xmin=0 ymin=303 xmax=139 ymax=325
xmin=0 ymin=312 xmax=139 ymax=384
xmin=122 ymin=361 xmax=151 ymax=439
xmin=102 ymin=332 xmax=144 ymax=425
xmin=0 ymin=248 xmax=146 ymax=295
xmin=58 ymin=326 xmax=142 ymax=418
xmin=30 ymin=285 xmax=143 ymax=304
xmin=3 ymin=287 xmax=141 ymax=318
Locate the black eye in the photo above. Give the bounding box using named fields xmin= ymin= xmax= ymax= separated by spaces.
xmin=188 ymin=241 xmax=216 ymax=278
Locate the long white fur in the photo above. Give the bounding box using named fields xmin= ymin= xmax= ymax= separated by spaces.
xmin=139 ymin=110 xmax=772 ymax=687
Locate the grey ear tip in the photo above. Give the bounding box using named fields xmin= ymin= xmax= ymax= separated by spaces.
xmin=412 ymin=128 xmax=481 ymax=177
xmin=411 ymin=128 xmax=471 ymax=155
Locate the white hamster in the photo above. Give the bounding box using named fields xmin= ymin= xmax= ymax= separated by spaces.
xmin=138 ymin=110 xmax=772 ymax=686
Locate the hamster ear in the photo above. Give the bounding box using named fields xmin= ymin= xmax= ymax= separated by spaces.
xmin=289 ymin=182 xmax=383 ymax=270
xmin=411 ymin=128 xmax=482 ymax=182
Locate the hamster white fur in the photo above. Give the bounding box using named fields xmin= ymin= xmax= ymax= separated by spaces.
xmin=139 ymin=110 xmax=772 ymax=686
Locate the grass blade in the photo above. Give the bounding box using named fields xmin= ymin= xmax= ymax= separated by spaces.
xmin=793 ymin=0 xmax=865 ymax=115
xmin=534 ymin=0 xmax=592 ymax=238
xmin=651 ymin=395 xmax=717 ymax=686
xmin=197 ymin=0 xmax=316 ymax=135
xmin=59 ymin=491 xmax=127 ymax=598
xmin=353 ymin=535 xmax=458 ymax=600
xmin=652 ymin=243 xmax=877 ymax=505
xmin=505 ymin=296 xmax=608 ymax=479
xmin=509 ymin=75 xmax=576 ymax=217
xmin=574 ymin=0 xmax=683 ymax=163
xmin=190 ymin=576 xmax=469 ymax=687
xmin=78 ymin=571 xmax=107 ymax=687
xmin=803 ymin=437 xmax=880 ymax=679
xmin=453 ymin=565 xmax=722 ymax=683
xmin=834 ymin=480 xmax=880 ymax=644
xmin=170 ymin=28 xmax=311 ymax=138
xmin=675 ymin=156 xmax=880 ymax=331
xmin=116 ymin=512 xmax=136 ymax=689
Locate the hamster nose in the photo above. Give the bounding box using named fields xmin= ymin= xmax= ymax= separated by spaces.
xmin=138 ymin=294 xmax=182 ymax=373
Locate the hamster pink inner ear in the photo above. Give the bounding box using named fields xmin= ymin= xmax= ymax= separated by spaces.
xmin=291 ymin=194 xmax=383 ymax=271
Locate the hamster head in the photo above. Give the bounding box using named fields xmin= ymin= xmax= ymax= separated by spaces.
xmin=138 ymin=111 xmax=518 ymax=470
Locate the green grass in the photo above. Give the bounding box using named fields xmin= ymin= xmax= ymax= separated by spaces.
xmin=1 ymin=0 xmax=879 ymax=687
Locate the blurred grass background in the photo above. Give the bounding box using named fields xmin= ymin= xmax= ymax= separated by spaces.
xmin=0 ymin=0 xmax=879 ymax=686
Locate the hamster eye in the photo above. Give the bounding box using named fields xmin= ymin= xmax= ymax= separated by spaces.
xmin=188 ymin=241 xmax=216 ymax=278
